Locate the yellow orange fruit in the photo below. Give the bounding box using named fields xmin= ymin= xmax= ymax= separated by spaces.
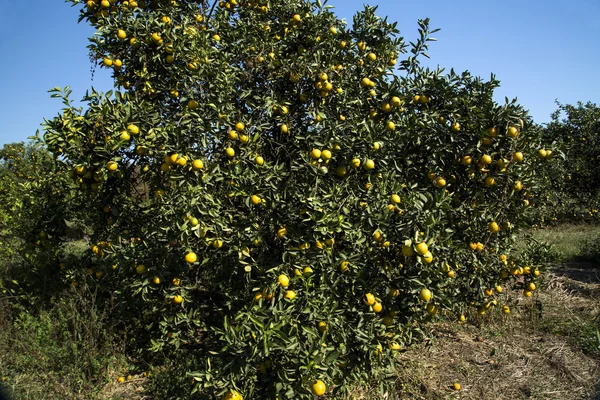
xmin=277 ymin=226 xmax=287 ymax=238
xmin=514 ymin=181 xmax=523 ymax=191
xmin=318 ymin=321 xmax=328 ymax=332
xmin=107 ymin=161 xmax=118 ymax=171
xmin=278 ymin=274 xmax=289 ymax=287
xmin=251 ymin=195 xmax=262 ymax=205
xmin=415 ymin=242 xmax=428 ymax=255
xmin=222 ymin=390 xmax=243 ymax=400
xmin=192 ymin=159 xmax=204 ymax=170
xmin=513 ymin=151 xmax=524 ymax=162
xmin=285 ymin=290 xmax=296 ymax=300
xmin=311 ymin=380 xmax=326 ymax=396
xmin=489 ymin=222 xmax=500 ymax=233
xmin=185 ymin=252 xmax=197 ymax=263
xmin=419 ymin=288 xmax=432 ymax=302
xmin=340 ymin=260 xmax=350 ymax=273
xmin=422 ymin=251 xmax=433 ymax=264
xmin=507 ymin=126 xmax=519 ymax=138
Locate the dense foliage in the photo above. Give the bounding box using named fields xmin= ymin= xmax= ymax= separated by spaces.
xmin=0 ymin=141 xmax=88 ymax=306
xmin=534 ymin=101 xmax=600 ymax=223
xmin=0 ymin=0 xmax=560 ymax=398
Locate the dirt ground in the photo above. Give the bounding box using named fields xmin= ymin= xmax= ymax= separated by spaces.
xmin=374 ymin=262 xmax=600 ymax=400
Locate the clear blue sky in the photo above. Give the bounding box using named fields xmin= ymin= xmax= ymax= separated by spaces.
xmin=1 ymin=0 xmax=598 ymax=145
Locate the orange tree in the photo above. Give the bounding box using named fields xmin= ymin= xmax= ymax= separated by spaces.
xmin=0 ymin=141 xmax=84 ymax=306
xmin=534 ymin=101 xmax=600 ymax=223
xmin=42 ymin=0 xmax=551 ymax=398
xmin=0 ymin=143 xmax=34 ymax=264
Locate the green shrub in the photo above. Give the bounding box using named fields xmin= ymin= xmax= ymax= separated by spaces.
xmin=0 ymin=285 xmax=127 ymax=400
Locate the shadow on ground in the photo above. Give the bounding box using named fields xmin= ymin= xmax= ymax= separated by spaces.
xmin=553 ymin=262 xmax=600 ymax=297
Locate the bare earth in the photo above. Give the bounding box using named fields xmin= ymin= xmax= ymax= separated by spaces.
xmin=379 ymin=262 xmax=600 ymax=400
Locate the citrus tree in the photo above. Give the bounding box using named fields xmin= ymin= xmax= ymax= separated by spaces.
xmin=534 ymin=101 xmax=600 ymax=223
xmin=0 ymin=143 xmax=33 ymax=265
xmin=41 ymin=0 xmax=551 ymax=397
xmin=0 ymin=141 xmax=83 ymax=306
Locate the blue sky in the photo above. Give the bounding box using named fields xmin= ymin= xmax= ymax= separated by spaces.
xmin=0 ymin=0 xmax=598 ymax=145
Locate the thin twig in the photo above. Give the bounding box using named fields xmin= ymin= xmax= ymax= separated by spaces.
xmin=207 ymin=0 xmax=219 ymax=21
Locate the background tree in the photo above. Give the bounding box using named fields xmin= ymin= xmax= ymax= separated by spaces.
xmin=535 ymin=101 xmax=600 ymax=222
xmin=0 ymin=140 xmax=85 ymax=307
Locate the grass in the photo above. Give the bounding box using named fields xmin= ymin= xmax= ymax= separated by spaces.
xmin=0 ymin=285 xmax=129 ymax=400
xmin=531 ymin=223 xmax=600 ymax=263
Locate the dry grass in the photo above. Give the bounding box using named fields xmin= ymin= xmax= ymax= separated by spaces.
xmin=350 ymin=264 xmax=600 ymax=400
xmin=0 ymin=286 xmax=129 ymax=400
xmin=98 ymin=375 xmax=146 ymax=400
